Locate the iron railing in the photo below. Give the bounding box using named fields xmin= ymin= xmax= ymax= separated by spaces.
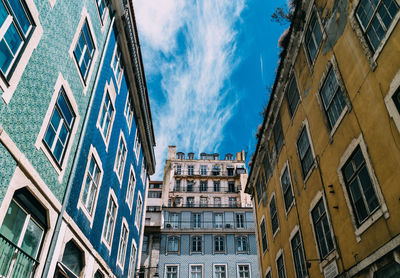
xmin=163 ymin=220 xmax=255 ymax=230
xmin=164 ymin=202 xmax=248 ymax=208
xmin=172 ymin=186 xmax=241 ymax=193
xmin=174 ymin=169 xmax=246 ymax=177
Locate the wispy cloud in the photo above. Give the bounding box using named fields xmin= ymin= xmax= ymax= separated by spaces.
xmin=134 ymin=0 xmax=245 ymax=178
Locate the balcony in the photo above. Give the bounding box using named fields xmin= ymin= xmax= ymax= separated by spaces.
xmin=170 ymin=186 xmax=241 ymax=193
xmin=0 ymin=234 xmax=39 ymax=277
xmin=163 ymin=220 xmax=255 ymax=231
xmin=174 ymin=169 xmax=245 ymax=177
xmin=165 ymin=201 xmax=243 ymax=208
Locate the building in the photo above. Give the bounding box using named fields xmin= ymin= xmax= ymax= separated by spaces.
xmin=139 ymin=180 xmax=163 ymax=278
xmin=158 ymin=146 xmax=259 ymax=278
xmin=245 ymin=0 xmax=400 ymax=277
xmin=0 ymin=0 xmax=155 ymax=277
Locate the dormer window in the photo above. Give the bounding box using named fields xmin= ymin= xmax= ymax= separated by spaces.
xmin=188 ymin=152 xmax=194 ymax=159
xmin=176 ymin=152 xmax=185 ymax=159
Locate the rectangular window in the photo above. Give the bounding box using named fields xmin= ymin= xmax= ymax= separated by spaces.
xmin=227 ymin=167 xmax=234 ymax=176
xmin=393 ymin=88 xmax=400 ymax=112
xmin=124 ymin=94 xmax=134 ymax=128
xmin=95 ymin=0 xmax=107 ymax=22
xmin=200 ymin=197 xmax=208 ymax=207
xmin=81 ymin=155 xmax=101 ymax=215
xmin=229 ymin=197 xmax=237 ymax=207
xmin=256 ymin=177 xmax=263 ymax=204
xmin=342 ymin=146 xmax=379 ymax=226
xmin=237 ymin=236 xmax=248 ymax=252
xmin=126 ymin=169 xmax=135 ymax=209
xmin=133 ymin=129 xmax=141 ymax=161
xmin=187 ymin=181 xmax=194 ymax=192
xmin=200 ymin=165 xmax=207 ymax=175
xmin=187 ymin=197 xmax=194 ymax=207
xmin=356 ymin=0 xmax=399 ymax=51
xmin=270 ymin=196 xmax=279 ymax=235
xmin=228 ymin=181 xmax=235 ymax=192
xmin=260 ymin=218 xmax=268 ymax=252
xmin=320 ymin=68 xmax=347 ymax=129
xmin=134 ymin=194 xmax=143 ymax=228
xmin=115 ymin=135 xmax=127 ymax=181
xmin=98 ymin=90 xmax=114 ymax=141
xmin=280 ymin=167 xmax=294 ymax=211
xmin=192 ymin=213 xmax=201 ymax=228
xmin=214 ymin=197 xmax=221 ymax=207
xmin=103 ymin=193 xmax=117 ymax=245
xmin=167 ymin=237 xmax=179 ymax=253
xmin=311 ymin=199 xmax=335 ymax=259
xmin=169 ymin=213 xmax=179 ymax=229
xmin=213 ymin=181 xmax=220 ymax=192
xmin=148 ymin=191 xmax=162 ymax=198
xmin=291 ymin=232 xmax=307 ymax=278
xmin=277 ymin=254 xmax=287 ymax=278
xmin=73 ymin=19 xmax=95 ymax=81
xmin=264 ymin=152 xmax=272 ymax=180
xmin=238 ymin=265 xmax=250 ymax=278
xmin=191 ymin=236 xmax=202 ymax=253
xmin=215 ymin=213 xmax=223 ymax=228
xmin=305 ymin=12 xmax=323 ymax=62
xmin=44 ymin=88 xmax=75 ymax=164
xmin=214 ymin=236 xmax=225 ymax=252
xmin=273 ymin=115 xmax=284 ymax=153
xmin=190 ymin=265 xmax=202 ymax=278
xmin=214 ymin=265 xmax=226 ymax=278
xmin=175 ymin=180 xmax=181 ymax=191
xmin=117 ymin=222 xmax=128 ymax=267
xmin=297 ymin=127 xmax=314 ymax=178
xmin=112 ymin=45 xmax=123 ymax=84
xmin=266 ymin=271 xmax=272 ymax=278
xmin=212 ymin=166 xmax=221 ymax=176
xmin=166 ymin=265 xmax=178 ymax=278
xmin=188 ymin=165 xmax=194 ymax=175
xmin=200 ymin=181 xmax=207 ymax=192
xmin=175 ymin=165 xmax=182 ymax=175
xmin=127 ymin=242 xmax=136 ymax=278
xmin=286 ymin=76 xmax=300 ymax=117
xmin=142 ymin=236 xmax=148 ymax=253
xmin=236 ymin=213 xmax=245 ymax=228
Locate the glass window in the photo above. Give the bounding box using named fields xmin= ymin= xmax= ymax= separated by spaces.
xmin=392 ymin=88 xmax=400 ymax=113
xmin=277 ymin=254 xmax=286 ymax=278
xmin=175 ymin=180 xmax=181 ymax=191
xmin=186 ymin=197 xmax=194 ymax=207
xmin=115 ymin=136 xmax=127 ymax=180
xmin=187 ymin=181 xmax=194 ymax=192
xmin=192 ymin=213 xmax=201 ymax=228
xmin=188 ymin=165 xmax=194 ymax=175
xmin=200 ymin=197 xmax=208 ymax=207
xmin=167 ymin=237 xmax=179 ymax=253
xmin=95 ymin=0 xmax=107 ymax=21
xmin=200 ymin=181 xmax=207 ymax=191
xmin=94 ymin=270 xmax=104 ymax=278
xmin=291 ymin=232 xmax=307 ymax=278
xmin=214 ymin=181 xmax=220 ymax=192
xmin=356 ymin=0 xmax=399 ymax=51
xmin=280 ymin=167 xmax=294 ymax=211
xmin=200 ymin=165 xmax=207 ymax=175
xmin=103 ymin=194 xmax=117 ymax=245
xmin=124 ymin=94 xmax=134 ymax=128
xmin=112 ymin=45 xmax=123 ymax=83
xmin=166 ymin=266 xmax=178 ymax=278
xmin=214 ymin=265 xmax=226 ymax=278
xmin=229 ymin=197 xmax=237 ymax=207
xmin=297 ymin=127 xmax=314 ymax=177
xmin=191 ymin=236 xmax=202 ymax=253
xmin=175 ymin=165 xmax=182 ymax=175
xmin=127 ymin=243 xmax=136 ymax=278
xmin=236 ymin=213 xmax=245 ymax=228
xmin=169 ymin=213 xmax=179 ymax=229
xmin=81 ymin=155 xmax=101 ymax=215
xmin=266 ymin=271 xmax=272 ymax=278
xmin=126 ymin=170 xmax=135 ymax=208
xmin=273 ymin=115 xmax=284 ymax=153
xmin=311 ymin=199 xmax=335 ymax=259
xmin=214 ymin=197 xmax=221 ymax=207
xmin=256 ymin=177 xmax=263 ymax=204
xmin=264 ymin=152 xmax=272 ymax=180
xmin=133 ymin=129 xmax=141 ymax=159
xmin=260 ymin=218 xmax=268 ymax=252
xmin=73 ymin=20 xmax=95 ymax=81
xmin=190 ymin=265 xmax=202 ymax=278
xmin=286 ymin=76 xmax=300 ymax=117
xmin=228 ymin=181 xmax=235 ymax=192
xmin=320 ymin=68 xmax=347 ymax=129
xmin=134 ymin=195 xmax=143 ymax=228
xmin=98 ymin=91 xmax=114 ymax=141
xmin=61 ymin=241 xmax=84 ymax=276
xmin=238 ymin=265 xmax=250 ymax=278
xmin=0 ymin=0 xmax=34 ymax=77
xmin=44 ymin=88 xmax=75 ymax=164
xmin=214 ymin=236 xmax=224 ymax=252
xmin=142 ymin=236 xmax=148 ymax=253
xmin=270 ymin=196 xmax=279 ymax=235
xmin=305 ymin=12 xmax=323 ymax=62
xmin=237 ymin=236 xmax=248 ymax=252
xmin=215 ymin=213 xmax=223 ymax=228
xmin=148 ymin=191 xmax=162 ymax=198
xmin=117 ymin=224 xmax=128 ymax=267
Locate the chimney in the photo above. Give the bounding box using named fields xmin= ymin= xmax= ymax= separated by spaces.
xmin=167 ymin=145 xmax=177 ymax=160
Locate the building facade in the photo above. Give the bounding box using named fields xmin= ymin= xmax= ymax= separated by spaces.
xmin=158 ymin=146 xmax=259 ymax=278
xmin=0 ymin=0 xmax=155 ymax=277
xmin=246 ymin=0 xmax=400 ymax=277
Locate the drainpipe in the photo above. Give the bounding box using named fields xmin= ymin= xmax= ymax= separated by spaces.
xmin=41 ymin=16 xmax=115 ymax=278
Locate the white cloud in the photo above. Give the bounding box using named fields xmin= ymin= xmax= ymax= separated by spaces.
xmin=134 ymin=0 xmax=245 ymax=178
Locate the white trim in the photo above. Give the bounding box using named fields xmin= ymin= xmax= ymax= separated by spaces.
xmin=133 ymin=129 xmax=141 ymax=164
xmin=280 ymin=161 xmax=296 ymax=216
xmin=68 ymin=6 xmax=99 ymax=95
xmin=48 ymin=0 xmax=56 ymax=8
xmin=259 ymin=214 xmax=268 ymax=255
xmin=1 ymin=0 xmax=43 ymax=104
xmin=94 ymin=0 xmax=109 ymax=32
xmin=124 ymin=91 xmax=134 ymax=133
xmin=285 ymin=72 xmax=302 ymax=120
xmin=114 ymin=130 xmax=128 ymax=184
xmin=77 ymin=145 xmax=103 ymax=227
xmin=57 ymin=232 xmax=89 ymax=277
xmin=127 ymin=238 xmax=137 ymax=278
xmin=111 ymin=43 xmax=124 ymax=91
xmin=336 ymin=134 xmax=389 ymax=242
xmin=164 ymin=264 xmax=180 ymax=278
xmin=295 ymin=119 xmax=317 ymax=184
xmin=189 ymin=264 xmax=204 ymax=278
xmin=268 ymin=192 xmax=280 ymax=238
xmin=236 ymin=263 xmax=251 ymax=278
xmin=125 ymin=165 xmax=136 ymax=211
xmin=35 ymin=72 xmax=80 ymax=183
xmin=134 ymin=191 xmax=143 ymax=231
xmin=288 ymin=225 xmax=308 ymax=278
xmin=275 ymin=249 xmax=287 ymax=278
xmin=116 ymin=218 xmax=129 ymax=270
xmin=384 ymin=68 xmax=400 ymax=133
xmin=265 ymin=266 xmax=272 ymax=278
xmin=213 ymin=263 xmax=228 ymax=278
xmin=101 ymin=188 xmax=118 ymax=252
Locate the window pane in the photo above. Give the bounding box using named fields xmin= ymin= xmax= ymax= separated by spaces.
xmin=62 ymin=241 xmax=84 ymax=276
xmin=20 ymin=218 xmax=43 ymax=258
xmin=0 ymin=201 xmax=26 ymax=245
xmin=8 ymin=0 xmax=31 ymax=35
xmin=0 ymin=39 xmax=13 ymax=73
xmin=4 ymin=23 xmax=22 ymax=55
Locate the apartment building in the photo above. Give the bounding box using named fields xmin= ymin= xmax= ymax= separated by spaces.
xmin=158 ymin=146 xmax=259 ymax=278
xmin=246 ymin=0 xmax=400 ymax=277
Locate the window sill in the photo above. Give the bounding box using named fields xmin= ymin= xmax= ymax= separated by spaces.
xmin=318 ymin=250 xmax=339 ymax=272
xmin=328 ymin=106 xmax=349 ymax=142
xmin=303 ymin=162 xmax=317 ymax=187
xmin=354 ymin=206 xmax=389 ymax=242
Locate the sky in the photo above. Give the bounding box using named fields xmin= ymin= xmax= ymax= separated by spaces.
xmin=133 ymin=0 xmax=289 ymax=179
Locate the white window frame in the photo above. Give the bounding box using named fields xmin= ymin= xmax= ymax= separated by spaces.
xmin=94 ymin=0 xmax=109 ymax=30
xmin=35 ymin=73 xmax=80 ymax=182
xmin=114 ymin=131 xmax=128 ymax=184
xmin=295 ymin=119 xmax=316 ymax=184
xmin=236 ymin=213 xmax=245 ymax=228
xmin=275 ymin=249 xmax=287 ymax=278
xmin=1 ymin=0 xmax=43 ymax=104
xmin=236 ymin=235 xmax=248 ymax=254
xmin=213 ymin=235 xmax=225 ymax=253
xmin=124 ymin=92 xmax=134 ymax=132
xmin=101 ymin=188 xmax=118 ymax=251
xmin=189 ymin=264 xmax=203 ymax=278
xmin=164 ymin=264 xmax=179 ymax=278
xmin=117 ymin=218 xmax=129 ymax=270
xmin=141 ymin=160 xmax=146 ymax=184
xmin=280 ymin=161 xmax=295 ymax=216
xmin=337 ymin=134 xmax=389 ymax=242
xmin=213 ymin=264 xmax=227 ymax=278
xmin=133 ymin=129 xmax=141 ymax=163
xmin=134 ymin=191 xmax=143 ymax=230
xmin=384 ymin=68 xmax=400 ymax=133
xmin=125 ymin=165 xmax=136 ymax=211
xmin=237 ymin=263 xmax=251 ymax=278
xmin=111 ymin=43 xmax=124 ymax=90
xmin=269 ymin=192 xmax=280 ymax=238
xmin=289 ymin=225 xmax=308 ymax=278
xmin=77 ymin=145 xmax=103 ymax=226
xmin=286 ymin=73 xmax=301 ymax=119
xmin=166 ymin=236 xmax=180 ymax=254
xmin=191 ymin=235 xmax=202 ymax=254
xmin=96 ymin=80 xmax=116 ymax=151
xmin=265 ymin=267 xmax=272 ymax=278
xmin=260 ymin=215 xmax=268 ymax=254
xmin=127 ymin=239 xmax=137 ymax=278
xmin=68 ymin=7 xmax=98 ymax=95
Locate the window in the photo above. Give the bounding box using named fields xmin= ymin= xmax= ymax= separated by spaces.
xmin=73 ymin=19 xmax=95 ymax=81
xmin=265 ymin=270 xmax=272 ymax=278
xmin=200 ymin=197 xmax=208 ymax=207
xmin=200 ymin=181 xmax=207 ymax=191
xmin=94 ymin=270 xmax=104 ymax=278
xmin=229 ymin=197 xmax=237 ymax=207
xmin=124 ymin=94 xmax=134 ymax=129
xmin=60 ymin=241 xmax=84 ymax=277
xmin=269 ymin=195 xmax=279 ymax=235
xmin=188 ymin=165 xmax=194 ymax=175
xmin=260 ymin=218 xmax=268 ymax=252
xmin=126 ymin=168 xmax=136 ymax=209
xmin=212 ymin=166 xmax=221 ymax=175
xmin=356 ymin=0 xmax=399 ymax=51
xmin=102 ymin=192 xmax=117 ymax=246
xmin=187 ymin=181 xmax=194 ymax=192
xmin=280 ymin=166 xmax=294 ymax=212
xmin=134 ymin=194 xmax=143 ymax=229
xmin=305 ymin=12 xmax=323 ymax=62
xmin=190 ymin=265 xmax=202 ymax=278
xmin=117 ymin=222 xmax=129 ymax=268
xmin=141 ymin=160 xmax=146 ymax=183
xmin=311 ymin=199 xmax=334 ymax=259
xmin=127 ymin=242 xmax=137 ymax=278
xmin=95 ymin=0 xmax=107 ymax=22
xmin=214 ymin=213 xmax=223 ymax=228
xmin=213 ymin=181 xmax=220 ymax=192
xmin=236 ymin=213 xmax=245 ymax=228
xmin=263 ymin=152 xmax=272 ymax=181
xmin=228 ymin=181 xmax=235 ymax=192
xmin=286 ymin=76 xmax=300 ymax=117
xmin=98 ymin=90 xmax=114 ymax=142
xmin=81 ymin=153 xmax=101 ymax=215
xmin=191 ymin=236 xmax=202 ymax=253
xmin=225 ymin=153 xmax=233 ymax=160
xmin=112 ymin=45 xmax=123 ymax=85
xmin=291 ymin=232 xmax=307 ymax=278
xmin=142 ymin=236 xmax=148 ymax=253
xmin=114 ymin=134 xmax=127 ymax=181
xmin=256 ymin=177 xmax=263 ymax=204
xmin=200 ymin=165 xmax=207 ymax=175
xmin=320 ymin=68 xmax=347 ymax=129
xmin=187 ymin=197 xmax=194 ymax=207
xmin=43 ymin=88 xmax=76 ymax=165
xmin=167 ymin=236 xmax=179 ymax=253
xmin=214 ymin=236 xmax=224 ymax=252
xmin=133 ymin=129 xmax=141 ymax=162
xmin=175 ymin=180 xmax=181 ymax=191
xmin=237 ymin=236 xmax=248 ymax=252
xmin=175 ymin=165 xmax=182 ymax=175
xmin=297 ymin=127 xmax=314 ymax=178
xmin=214 ymin=265 xmax=226 ymax=278
xmin=273 ymin=115 xmax=284 ymax=153
xmin=214 ymin=197 xmax=221 ymax=207
xmin=176 ymin=152 xmax=184 ymax=159
xmin=166 ymin=265 xmax=178 ymax=278
xmin=148 ymin=191 xmax=162 ymax=198
xmin=238 ymin=265 xmax=250 ymax=278
xmin=277 ymin=254 xmax=287 ymax=278
xmin=227 ymin=167 xmax=234 ymax=176
xmin=342 ymin=146 xmax=379 ymax=226
xmin=192 ymin=213 xmax=201 ymax=228
xmin=169 ymin=213 xmax=179 ymax=229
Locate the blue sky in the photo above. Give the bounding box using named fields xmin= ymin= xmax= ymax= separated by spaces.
xmin=133 ymin=0 xmax=289 ymax=178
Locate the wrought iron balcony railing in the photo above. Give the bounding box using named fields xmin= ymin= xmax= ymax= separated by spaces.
xmin=174 ymin=169 xmax=246 ymax=177
xmin=164 ymin=202 xmax=246 ymax=208
xmin=171 ymin=186 xmax=241 ymax=193
xmin=163 ymin=220 xmax=255 ymax=230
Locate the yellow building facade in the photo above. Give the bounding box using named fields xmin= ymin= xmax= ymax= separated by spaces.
xmin=245 ymin=0 xmax=400 ymax=277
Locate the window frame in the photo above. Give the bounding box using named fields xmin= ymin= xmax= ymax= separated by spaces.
xmin=296 ymin=120 xmax=316 ymax=182
xmin=269 ymin=193 xmax=280 ymax=237
xmin=124 ymin=92 xmax=134 ymax=132
xmin=286 ymin=74 xmax=301 ymax=119
xmin=303 ymin=9 xmax=324 ymax=66
xmin=134 ymin=192 xmax=143 ymax=231
xmin=214 ymin=213 xmax=223 ymax=229
xmin=235 ymin=213 xmax=245 ymax=228
xmin=94 ymin=0 xmax=109 ymax=28
xmin=133 ymin=129 xmax=141 ymax=164
xmin=127 ymin=239 xmax=137 ymax=278
xmin=96 ymin=80 xmax=116 ymax=150
xmin=384 ymin=70 xmax=400 ymax=133
xmin=280 ymin=162 xmax=295 ymax=215
xmin=116 ymin=218 xmax=129 ymax=269
xmin=166 ymin=236 xmax=180 ymax=254
xmin=289 ymin=226 xmax=308 ymax=278
xmin=237 ymin=263 xmax=251 ymax=278
xmin=164 ymin=264 xmax=179 ymax=278
xmin=114 ymin=131 xmax=128 ymax=184
xmin=213 ymin=235 xmax=225 ymax=253
xmin=125 ymin=165 xmax=136 ymax=211
xmin=273 ymin=114 xmax=284 ymax=155
xmin=111 ymin=43 xmax=123 ymax=90
xmin=275 ymin=249 xmax=287 ymax=278
xmin=260 ymin=216 xmax=268 ymax=254
xmin=192 ymin=213 xmax=201 ymax=228
xmin=236 ymin=236 xmax=248 ymax=253
xmin=189 ymin=264 xmax=203 ymax=278
xmin=213 ymin=264 xmax=227 ymax=278
xmin=191 ymin=236 xmax=202 ymax=253
xmin=101 ymin=189 xmax=118 ymax=251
